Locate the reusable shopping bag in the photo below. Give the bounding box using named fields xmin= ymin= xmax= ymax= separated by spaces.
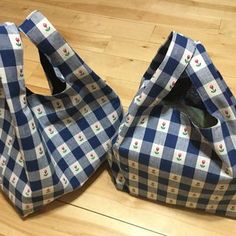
xmin=109 ymin=31 xmax=236 ymax=218
xmin=0 ymin=11 xmax=122 ymax=216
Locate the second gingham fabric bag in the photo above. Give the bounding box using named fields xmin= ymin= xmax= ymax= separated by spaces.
xmin=0 ymin=11 xmax=122 ymax=216
xmin=109 ymin=32 xmax=236 ymax=218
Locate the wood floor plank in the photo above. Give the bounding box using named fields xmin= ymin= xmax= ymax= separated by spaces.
xmin=72 ymin=14 xmax=155 ymax=41
xmin=0 ymin=194 xmax=160 ymax=236
xmin=30 ymin=0 xmax=221 ymax=30
xmin=104 ymin=37 xmax=159 ymax=62
xmin=59 ymin=48 xmax=149 ymax=84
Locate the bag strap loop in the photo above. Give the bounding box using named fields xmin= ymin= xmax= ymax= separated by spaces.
xmin=18 ymin=10 xmax=92 ymax=86
xmin=127 ymin=32 xmax=236 ymax=121
xmin=0 ymin=23 xmax=26 ymax=110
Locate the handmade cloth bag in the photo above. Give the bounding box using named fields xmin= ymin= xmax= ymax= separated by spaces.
xmin=0 ymin=11 xmax=122 ymax=216
xmin=109 ymin=32 xmax=236 ymax=218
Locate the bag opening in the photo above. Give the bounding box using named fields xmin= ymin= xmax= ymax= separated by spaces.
xmin=161 ymin=73 xmax=218 ymax=128
xmin=26 ymin=50 xmax=67 ymax=96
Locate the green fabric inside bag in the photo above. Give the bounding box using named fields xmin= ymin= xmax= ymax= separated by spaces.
xmin=161 ymin=74 xmax=218 ymax=128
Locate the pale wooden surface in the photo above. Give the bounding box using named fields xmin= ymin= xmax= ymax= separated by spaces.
xmin=1 ymin=0 xmax=236 ymax=235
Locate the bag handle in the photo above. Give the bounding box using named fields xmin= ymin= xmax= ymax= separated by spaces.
xmin=18 ymin=10 xmax=93 ymax=86
xmin=117 ymin=32 xmax=236 ymax=174
xmin=118 ymin=32 xmax=197 ymax=144
xmin=0 ymin=23 xmax=54 ymax=192
xmin=185 ymin=42 xmax=236 ymax=120
xmin=0 ymin=23 xmax=26 ymax=109
xmin=126 ymin=32 xmax=236 ymax=121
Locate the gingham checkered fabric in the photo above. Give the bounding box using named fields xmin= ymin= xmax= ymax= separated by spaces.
xmin=109 ymin=32 xmax=236 ymax=218
xmin=0 ymin=11 xmax=122 ymax=217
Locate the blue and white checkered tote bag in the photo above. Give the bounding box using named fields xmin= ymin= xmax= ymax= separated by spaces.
xmin=0 ymin=11 xmax=122 ymax=217
xmin=109 ymin=31 xmax=236 ymax=218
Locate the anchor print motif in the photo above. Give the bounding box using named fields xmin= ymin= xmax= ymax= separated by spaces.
xmin=118 ymin=175 xmax=124 ymax=183
xmin=126 ymin=114 xmax=131 ymax=124
xmin=91 ymin=84 xmax=97 ymax=91
xmin=139 ymin=117 xmax=146 ymax=125
xmin=73 ymin=96 xmax=80 ymax=103
xmin=43 ymin=169 xmax=49 ymax=177
xmin=83 ymin=107 xmax=88 ymax=114
xmin=62 ymin=177 xmax=68 ymax=185
xmin=176 ymin=153 xmax=182 ymax=161
xmin=219 ymin=185 xmax=225 ymax=190
xmin=170 ymin=188 xmax=176 ymax=193
xmin=135 ymin=93 xmax=145 ymax=105
xmin=89 ymin=152 xmax=96 ymax=160
xmin=131 ymin=174 xmax=136 ymax=180
xmin=25 ymin=188 xmax=31 ymax=197
xmin=63 ymin=48 xmax=70 ymax=57
xmin=133 ymin=141 xmax=139 ymax=149
xmin=55 ymin=101 xmax=62 ymax=109
xmin=172 ymin=175 xmax=178 ymax=181
xmin=130 ymin=162 xmax=136 ymax=168
xmin=182 ymin=127 xmax=188 ymax=135
xmin=112 ymin=114 xmax=117 ymax=121
xmin=31 ymin=122 xmax=36 ymax=130
xmin=136 ymin=94 xmax=142 ymax=103
xmin=161 ymin=121 xmax=166 ymax=130
xmin=61 ymin=146 xmax=67 ymax=154
xmin=15 ymin=37 xmax=21 ymax=47
xmin=154 ymin=146 xmax=160 ymax=155
xmin=37 ymin=108 xmax=42 ymax=115
xmin=209 ymin=84 xmax=217 ymax=93
xmin=38 ymin=146 xmax=44 ymax=155
xmin=11 ymin=176 xmax=16 ymax=184
xmin=48 ymin=127 xmax=54 ymax=135
xmin=7 ymin=138 xmax=12 ymax=146
xmin=218 ymin=144 xmax=224 ymax=153
xmin=169 ymin=80 xmax=176 ymax=90
xmin=200 ymin=159 xmax=206 ymax=168
xmin=19 ymin=68 xmax=23 ymax=77
xmin=77 ymin=134 xmax=84 ymax=143
xmin=46 ymin=188 xmax=51 ymax=194
xmin=185 ymin=54 xmax=191 ymax=63
xmin=95 ymin=124 xmax=100 ymax=131
xmin=77 ymin=69 xmax=85 ymax=76
xmin=224 ymin=110 xmax=231 ymax=119
xmin=65 ymin=118 xmax=72 ymax=125
xmin=22 ymin=96 xmax=26 ymax=105
xmin=18 ymin=155 xmax=24 ymax=164
xmin=43 ymin=22 xmax=51 ymax=32
xmin=194 ymin=58 xmax=201 ymax=67
xmin=225 ymin=167 xmax=230 ymax=175
xmin=150 ymin=182 xmax=155 ymax=187
xmin=100 ymin=97 xmax=107 ymax=104
xmin=34 ymin=105 xmax=44 ymax=116
xmin=196 ymin=182 xmax=201 ymax=187
xmin=1 ymin=159 xmax=6 ymax=167
xmin=73 ymin=164 xmax=80 ymax=172
xmin=151 ymin=169 xmax=156 ymax=175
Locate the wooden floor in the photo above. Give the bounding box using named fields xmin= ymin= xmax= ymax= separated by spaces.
xmin=1 ymin=0 xmax=236 ymax=235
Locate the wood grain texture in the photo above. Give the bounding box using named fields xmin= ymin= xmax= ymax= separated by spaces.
xmin=1 ymin=0 xmax=236 ymax=235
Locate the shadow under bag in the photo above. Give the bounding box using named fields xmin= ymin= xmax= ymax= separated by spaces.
xmin=0 ymin=11 xmax=122 ymax=216
xmin=109 ymin=32 xmax=236 ymax=218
